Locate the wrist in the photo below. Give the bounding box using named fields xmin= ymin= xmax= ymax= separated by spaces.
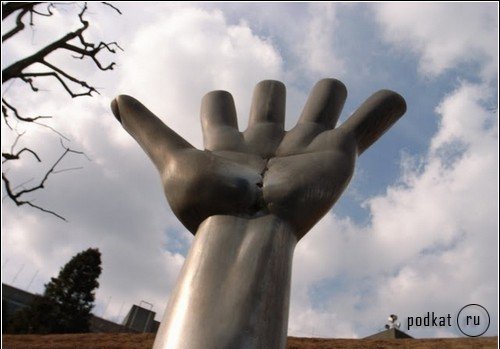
xmin=153 ymin=214 xmax=297 ymax=349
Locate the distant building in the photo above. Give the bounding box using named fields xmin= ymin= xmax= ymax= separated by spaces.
xmin=91 ymin=314 xmax=135 ymax=333
xmin=364 ymin=314 xmax=413 ymax=339
xmin=122 ymin=304 xmax=160 ymax=333
xmin=2 ymin=283 xmax=35 ymax=319
xmin=2 ymin=283 xmax=159 ymax=334
xmin=364 ymin=327 xmax=413 ymax=339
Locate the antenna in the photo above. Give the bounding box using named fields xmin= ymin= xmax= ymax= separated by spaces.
xmin=117 ymin=301 xmax=125 ymax=322
xmin=140 ymin=300 xmax=153 ymax=311
xmin=11 ymin=264 xmax=25 ymax=285
xmin=2 ymin=258 xmax=9 ymax=270
xmin=102 ymin=296 xmax=112 ymax=318
xmin=26 ymin=269 xmax=39 ymax=291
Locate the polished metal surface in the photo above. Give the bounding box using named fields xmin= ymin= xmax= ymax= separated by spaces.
xmin=111 ymin=79 xmax=406 ymax=349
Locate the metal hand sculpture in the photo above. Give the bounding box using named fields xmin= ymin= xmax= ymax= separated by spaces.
xmin=111 ymin=79 xmax=406 ymax=349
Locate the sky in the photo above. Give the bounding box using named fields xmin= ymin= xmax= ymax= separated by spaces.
xmin=1 ymin=2 xmax=498 ymax=339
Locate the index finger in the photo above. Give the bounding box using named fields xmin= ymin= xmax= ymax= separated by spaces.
xmin=298 ymin=78 xmax=347 ymax=128
xmin=247 ymin=80 xmax=286 ymax=128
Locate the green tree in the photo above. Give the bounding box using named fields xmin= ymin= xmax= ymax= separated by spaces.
xmin=7 ymin=248 xmax=102 ymax=334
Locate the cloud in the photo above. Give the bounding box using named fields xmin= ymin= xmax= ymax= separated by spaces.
xmin=2 ymin=3 xmax=496 ymax=339
xmin=116 ymin=6 xmax=284 ymax=148
xmin=297 ymin=4 xmax=345 ymax=78
xmin=289 ymin=81 xmax=497 ymax=338
xmin=1 ymin=95 xmax=188 ymax=321
xmin=2 ymin=4 xmax=286 ymax=323
xmin=373 ymin=3 xmax=498 ymax=81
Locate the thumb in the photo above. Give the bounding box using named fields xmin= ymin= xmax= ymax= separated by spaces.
xmin=340 ymin=90 xmax=406 ymax=155
xmin=111 ymin=95 xmax=193 ymax=171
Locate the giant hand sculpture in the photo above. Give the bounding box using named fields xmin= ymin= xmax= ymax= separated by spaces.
xmin=111 ymin=79 xmax=406 ymax=349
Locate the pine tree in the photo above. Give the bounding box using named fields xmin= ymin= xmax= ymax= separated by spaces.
xmin=7 ymin=248 xmax=102 ymax=334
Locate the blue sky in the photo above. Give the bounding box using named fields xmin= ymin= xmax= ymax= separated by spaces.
xmin=2 ymin=2 xmax=498 ymax=339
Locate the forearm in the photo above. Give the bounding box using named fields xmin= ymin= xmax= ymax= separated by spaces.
xmin=152 ymin=215 xmax=298 ymax=349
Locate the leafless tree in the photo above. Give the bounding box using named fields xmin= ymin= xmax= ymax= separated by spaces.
xmin=2 ymin=2 xmax=122 ymax=220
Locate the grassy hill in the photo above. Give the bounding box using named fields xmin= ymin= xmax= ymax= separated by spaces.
xmin=2 ymin=333 xmax=497 ymax=349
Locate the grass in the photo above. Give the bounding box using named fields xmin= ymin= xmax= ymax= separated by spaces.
xmin=2 ymin=333 xmax=497 ymax=349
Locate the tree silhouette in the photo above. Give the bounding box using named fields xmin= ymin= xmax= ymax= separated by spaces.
xmin=6 ymin=248 xmax=102 ymax=334
xmin=2 ymin=2 xmax=121 ymax=220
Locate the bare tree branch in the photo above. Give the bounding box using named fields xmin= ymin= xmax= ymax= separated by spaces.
xmin=2 ymin=7 xmax=30 ymax=42
xmin=19 ymin=75 xmax=40 ymax=92
xmin=2 ymin=2 xmax=42 ymax=20
xmin=101 ymin=2 xmax=122 ymax=14
xmin=11 ymin=131 xmax=24 ymax=149
xmin=2 ymin=104 xmax=14 ymax=130
xmin=31 ymin=3 xmax=54 ymax=17
xmin=9 ymin=177 xmax=35 ymax=193
xmin=21 ymin=64 xmax=98 ymax=98
xmin=2 ymin=133 xmax=41 ymax=164
xmin=2 ymin=98 xmax=52 ymax=122
xmin=33 ymin=121 xmax=71 ymax=141
xmin=3 ymin=2 xmax=121 ymax=102
xmin=52 ymin=166 xmax=84 ymax=174
xmin=2 ymin=2 xmax=120 ymax=219
xmin=2 ymin=2 xmax=121 ymax=85
xmin=2 ymin=133 xmax=41 ymax=163
xmin=2 ymin=3 xmax=55 ymax=42
xmin=69 ymin=35 xmax=123 ymax=71
xmin=2 ymin=148 xmax=41 ymax=163
xmin=2 ymin=141 xmax=88 ymax=221
xmin=2 ymin=172 xmax=67 ymax=221
xmin=2 ymin=98 xmax=70 ymax=140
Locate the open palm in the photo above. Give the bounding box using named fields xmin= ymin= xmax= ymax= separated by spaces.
xmin=111 ymin=79 xmax=406 ymax=239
